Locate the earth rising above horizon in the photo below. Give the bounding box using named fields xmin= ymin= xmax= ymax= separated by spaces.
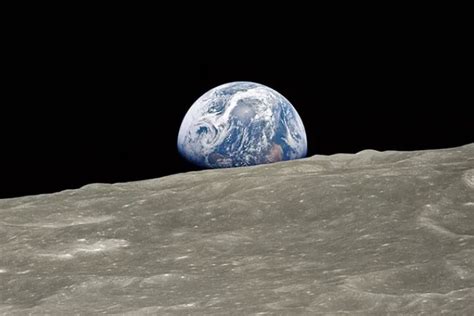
xmin=177 ymin=81 xmax=307 ymax=168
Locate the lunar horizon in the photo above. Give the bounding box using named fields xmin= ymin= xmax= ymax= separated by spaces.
xmin=1 ymin=144 xmax=473 ymax=313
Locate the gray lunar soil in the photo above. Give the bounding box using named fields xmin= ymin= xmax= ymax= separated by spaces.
xmin=1 ymin=144 xmax=474 ymax=314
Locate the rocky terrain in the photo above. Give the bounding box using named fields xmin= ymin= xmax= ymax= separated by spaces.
xmin=1 ymin=144 xmax=473 ymax=314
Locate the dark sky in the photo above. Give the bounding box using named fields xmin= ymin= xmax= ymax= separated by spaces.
xmin=1 ymin=24 xmax=472 ymax=199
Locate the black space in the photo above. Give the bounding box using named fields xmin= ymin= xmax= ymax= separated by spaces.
xmin=1 ymin=22 xmax=472 ymax=199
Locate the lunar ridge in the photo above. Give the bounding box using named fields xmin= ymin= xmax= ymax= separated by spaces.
xmin=1 ymin=144 xmax=473 ymax=314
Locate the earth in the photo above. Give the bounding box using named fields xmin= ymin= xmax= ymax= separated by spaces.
xmin=177 ymin=81 xmax=307 ymax=168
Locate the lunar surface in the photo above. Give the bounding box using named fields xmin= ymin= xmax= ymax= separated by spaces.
xmin=177 ymin=82 xmax=307 ymax=168
xmin=1 ymin=144 xmax=474 ymax=314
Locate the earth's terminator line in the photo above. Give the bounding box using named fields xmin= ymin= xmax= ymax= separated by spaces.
xmin=178 ymin=82 xmax=307 ymax=168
